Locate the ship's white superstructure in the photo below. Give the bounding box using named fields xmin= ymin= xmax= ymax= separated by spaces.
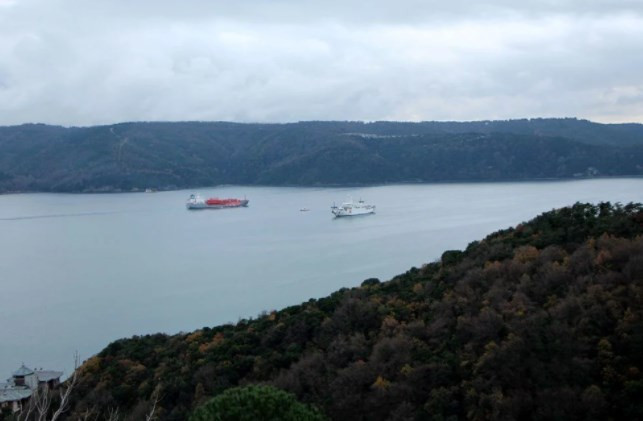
xmin=331 ymin=199 xmax=375 ymax=217
xmin=186 ymin=194 xmax=208 ymax=209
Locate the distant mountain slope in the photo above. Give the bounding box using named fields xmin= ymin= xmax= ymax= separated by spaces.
xmin=65 ymin=202 xmax=643 ymax=420
xmin=0 ymin=119 xmax=642 ymax=193
xmin=407 ymin=118 xmax=643 ymax=147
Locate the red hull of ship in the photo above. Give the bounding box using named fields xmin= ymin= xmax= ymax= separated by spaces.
xmin=203 ymin=198 xmax=249 ymax=208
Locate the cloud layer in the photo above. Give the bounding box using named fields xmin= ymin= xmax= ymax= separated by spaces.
xmin=0 ymin=0 xmax=642 ymax=125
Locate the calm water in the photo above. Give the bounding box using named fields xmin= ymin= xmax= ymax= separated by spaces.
xmin=1 ymin=179 xmax=642 ymax=376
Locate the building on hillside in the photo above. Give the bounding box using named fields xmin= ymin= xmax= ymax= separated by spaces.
xmin=0 ymin=364 xmax=63 ymax=414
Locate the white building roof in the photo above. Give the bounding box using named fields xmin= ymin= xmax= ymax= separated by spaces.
xmin=35 ymin=370 xmax=63 ymax=382
xmin=12 ymin=365 xmax=34 ymax=377
xmin=0 ymin=386 xmax=32 ymax=403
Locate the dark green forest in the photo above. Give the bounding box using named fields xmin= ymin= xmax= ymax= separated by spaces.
xmin=1 ymin=118 xmax=642 ymax=193
xmin=57 ymin=202 xmax=643 ymax=420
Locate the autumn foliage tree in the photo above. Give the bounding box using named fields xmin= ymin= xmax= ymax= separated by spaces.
xmin=189 ymin=385 xmax=326 ymax=421
xmin=66 ymin=202 xmax=643 ymax=420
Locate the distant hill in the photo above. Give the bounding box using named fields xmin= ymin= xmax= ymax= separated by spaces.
xmin=0 ymin=119 xmax=642 ymax=193
xmin=65 ymin=202 xmax=643 ymax=420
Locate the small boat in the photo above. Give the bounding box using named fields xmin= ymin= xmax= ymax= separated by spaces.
xmin=331 ymin=198 xmax=375 ymax=217
xmin=300 ymin=208 xmax=310 ymax=212
xmin=186 ymin=193 xmax=249 ymax=210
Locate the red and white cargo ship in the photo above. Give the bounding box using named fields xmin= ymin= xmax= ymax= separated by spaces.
xmin=186 ymin=193 xmax=249 ymax=210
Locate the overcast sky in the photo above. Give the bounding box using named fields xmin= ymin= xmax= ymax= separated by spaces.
xmin=0 ymin=0 xmax=642 ymax=126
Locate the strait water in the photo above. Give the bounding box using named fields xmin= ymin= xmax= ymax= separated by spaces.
xmin=1 ymin=179 xmax=643 ymax=377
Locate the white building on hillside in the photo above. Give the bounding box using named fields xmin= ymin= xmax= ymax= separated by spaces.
xmin=0 ymin=364 xmax=63 ymax=414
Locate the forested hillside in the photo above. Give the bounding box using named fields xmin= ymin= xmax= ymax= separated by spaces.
xmin=63 ymin=202 xmax=643 ymax=420
xmin=1 ymin=119 xmax=642 ymax=193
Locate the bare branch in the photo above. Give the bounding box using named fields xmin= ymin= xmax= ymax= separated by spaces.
xmin=80 ymin=406 xmax=98 ymax=421
xmin=144 ymin=387 xmax=162 ymax=421
xmin=34 ymin=385 xmax=50 ymax=421
xmin=50 ymin=351 xmax=80 ymax=421
xmin=17 ymin=392 xmax=36 ymax=421
xmin=105 ymin=406 xmax=120 ymax=421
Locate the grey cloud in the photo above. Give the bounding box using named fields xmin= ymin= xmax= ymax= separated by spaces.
xmin=0 ymin=0 xmax=642 ymax=125
xmin=28 ymin=0 xmax=643 ymax=23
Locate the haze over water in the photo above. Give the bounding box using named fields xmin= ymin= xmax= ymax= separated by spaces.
xmin=1 ymin=179 xmax=643 ymax=376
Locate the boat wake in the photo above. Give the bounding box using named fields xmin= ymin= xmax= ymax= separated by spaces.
xmin=0 ymin=211 xmax=119 ymax=221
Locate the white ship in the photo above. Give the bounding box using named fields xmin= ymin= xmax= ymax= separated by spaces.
xmin=331 ymin=198 xmax=375 ymax=217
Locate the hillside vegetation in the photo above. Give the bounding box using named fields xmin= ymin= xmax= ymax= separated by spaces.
xmin=0 ymin=119 xmax=642 ymax=192
xmin=64 ymin=202 xmax=643 ymax=420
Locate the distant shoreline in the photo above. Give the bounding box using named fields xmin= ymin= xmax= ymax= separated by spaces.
xmin=2 ymin=175 xmax=643 ymax=196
